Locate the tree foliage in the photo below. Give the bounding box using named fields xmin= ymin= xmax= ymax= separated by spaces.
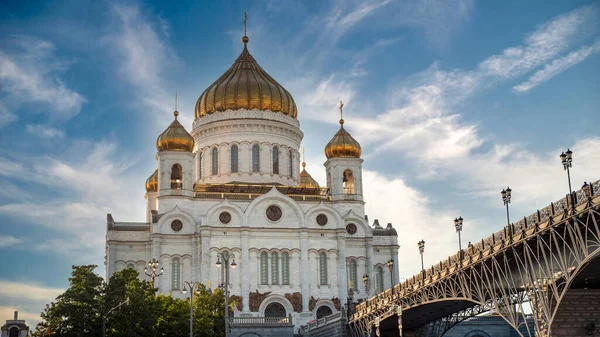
xmin=32 ymin=265 xmax=232 ymax=337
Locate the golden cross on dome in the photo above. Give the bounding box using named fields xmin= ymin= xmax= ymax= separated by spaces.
xmin=339 ymin=101 xmax=344 ymax=120
xmin=244 ymin=12 xmax=247 ymax=37
xmin=175 ymin=93 xmax=178 ymax=111
xmin=302 ymin=147 xmax=305 ymax=163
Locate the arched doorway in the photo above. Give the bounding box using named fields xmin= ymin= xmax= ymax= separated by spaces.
xmin=9 ymin=327 xmax=19 ymax=337
xmin=264 ymin=302 xmax=286 ymax=318
xmin=316 ymin=305 xmax=333 ymax=319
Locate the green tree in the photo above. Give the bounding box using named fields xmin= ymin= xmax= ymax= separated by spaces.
xmin=103 ymin=268 xmax=160 ymax=337
xmin=154 ymin=294 xmax=188 ymax=337
xmin=33 ymin=265 xmax=104 ymax=337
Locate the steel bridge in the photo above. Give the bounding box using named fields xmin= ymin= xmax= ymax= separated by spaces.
xmin=348 ymin=179 xmax=600 ymax=337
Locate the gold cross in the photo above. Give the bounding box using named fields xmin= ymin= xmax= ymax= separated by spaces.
xmin=175 ymin=93 xmax=178 ymax=111
xmin=244 ymin=12 xmax=247 ymax=36
xmin=339 ymin=101 xmax=344 ymax=120
xmin=302 ymin=147 xmax=305 ymax=162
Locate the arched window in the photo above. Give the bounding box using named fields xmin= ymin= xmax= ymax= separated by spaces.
xmin=212 ymin=148 xmax=218 ymax=175
xmin=127 ymin=263 xmax=135 ymax=269
xmin=282 ymin=252 xmax=289 ymax=285
xmin=316 ymin=306 xmax=333 ymax=319
xmin=272 ymin=146 xmax=279 ymax=174
xmin=231 ymin=145 xmax=238 ymax=173
xmin=288 ymin=150 xmax=294 ymax=177
xmin=343 ymin=169 xmax=354 ymax=194
xmin=319 ymin=252 xmax=328 ymax=285
xmin=171 ymin=164 xmax=182 ymax=189
xmin=198 ymin=152 xmax=202 ymax=179
xmin=172 ymin=258 xmax=180 ymax=290
xmin=348 ymin=259 xmax=357 ymax=290
xmin=260 ymin=252 xmax=268 ymax=285
xmin=271 ymin=252 xmax=279 ymax=285
xmin=376 ymin=266 xmax=384 ymax=293
xmin=252 ymin=144 xmax=260 ymax=172
xmin=264 ymin=302 xmax=286 ymax=318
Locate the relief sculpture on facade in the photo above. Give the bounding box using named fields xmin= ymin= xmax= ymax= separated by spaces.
xmin=249 ymin=290 xmax=271 ymax=312
xmin=285 ymin=292 xmax=303 ymax=312
xmin=230 ymin=295 xmax=243 ymax=311
xmin=331 ymin=297 xmax=341 ymax=311
xmin=309 ymin=296 xmax=319 ymax=311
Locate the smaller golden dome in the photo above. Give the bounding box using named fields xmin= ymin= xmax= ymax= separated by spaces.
xmin=145 ymin=169 xmax=158 ymax=193
xmin=324 ymin=119 xmax=362 ymax=159
xmin=299 ymin=162 xmax=320 ymax=188
xmin=156 ymin=111 xmax=195 ymax=152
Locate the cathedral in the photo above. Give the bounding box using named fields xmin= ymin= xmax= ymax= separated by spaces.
xmin=105 ymin=30 xmax=399 ymax=329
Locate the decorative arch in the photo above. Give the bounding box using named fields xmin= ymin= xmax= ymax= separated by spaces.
xmin=304 ymin=201 xmax=344 ymax=228
xmin=245 ymin=187 xmax=306 ymax=225
xmin=464 ymin=331 xmax=491 ymax=337
xmin=156 ymin=206 xmax=197 ymax=234
xmin=258 ymin=294 xmax=293 ymax=317
xmin=205 ymin=199 xmax=246 ymax=227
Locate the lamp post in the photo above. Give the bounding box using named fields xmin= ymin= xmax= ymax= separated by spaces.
xmin=144 ymin=258 xmax=164 ymax=287
xmin=454 ymin=216 xmax=463 ymax=260
xmin=501 ymin=187 xmax=512 ymax=226
xmin=103 ymin=297 xmax=129 ymax=337
xmin=362 ymin=274 xmax=369 ymax=297
xmin=387 ymin=258 xmax=394 ymax=291
xmin=418 ymin=240 xmax=425 ymax=273
xmin=559 ymin=149 xmax=575 ymax=211
xmin=216 ymin=252 xmax=237 ymax=337
xmin=182 ymin=281 xmax=202 ymax=337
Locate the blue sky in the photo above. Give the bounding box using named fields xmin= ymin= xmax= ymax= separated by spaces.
xmin=0 ymin=0 xmax=599 ymax=326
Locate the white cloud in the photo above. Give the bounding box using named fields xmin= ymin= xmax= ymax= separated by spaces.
xmin=514 ymin=39 xmax=600 ymax=92
xmin=0 ymin=103 xmax=17 ymax=127
xmin=108 ymin=4 xmax=176 ymax=119
xmin=0 ymin=37 xmax=86 ymax=121
xmin=0 ymin=280 xmax=63 ymax=302
xmin=0 ymin=236 xmax=21 ymax=247
xmin=26 ymin=124 xmax=64 ymax=138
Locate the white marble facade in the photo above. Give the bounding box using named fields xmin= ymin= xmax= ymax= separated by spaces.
xmin=105 ymin=51 xmax=399 ymax=330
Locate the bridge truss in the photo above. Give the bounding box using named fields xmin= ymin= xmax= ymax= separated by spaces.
xmin=349 ymin=180 xmax=600 ymax=337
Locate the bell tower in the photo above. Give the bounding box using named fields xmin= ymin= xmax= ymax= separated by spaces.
xmin=324 ymin=102 xmax=363 ymax=201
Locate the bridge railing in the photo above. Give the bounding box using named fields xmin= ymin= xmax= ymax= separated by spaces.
xmin=353 ymin=179 xmax=600 ymax=318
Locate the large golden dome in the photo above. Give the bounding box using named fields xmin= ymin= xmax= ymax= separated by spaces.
xmin=324 ymin=119 xmax=362 ymax=159
xmin=195 ymin=37 xmax=297 ymax=119
xmin=145 ymin=169 xmax=158 ymax=192
xmin=156 ymin=111 xmax=195 ymax=152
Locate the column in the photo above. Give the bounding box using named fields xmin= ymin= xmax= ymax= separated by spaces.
xmin=337 ymin=233 xmax=348 ymax=304
xmin=365 ymin=240 xmax=373 ymax=295
xmin=241 ymin=229 xmax=250 ymax=312
xmin=200 ymin=230 xmax=211 ymax=285
xmin=300 ymin=230 xmax=310 ymax=312
xmin=151 ymin=236 xmax=162 ymax=291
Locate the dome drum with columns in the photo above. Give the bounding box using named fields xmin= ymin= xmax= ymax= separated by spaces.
xmin=106 ymin=26 xmax=398 ymax=332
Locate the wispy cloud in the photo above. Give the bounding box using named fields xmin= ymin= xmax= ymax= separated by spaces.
xmin=0 ymin=103 xmax=16 ymax=127
xmin=514 ymin=39 xmax=600 ymax=92
xmin=0 ymin=36 xmax=86 ymax=121
xmin=107 ymin=4 xmax=177 ymax=119
xmin=0 ymin=281 xmax=65 ymax=328
xmin=26 ymin=124 xmax=64 ymax=138
xmin=0 ymin=236 xmax=21 ymax=247
xmin=0 ymin=280 xmax=63 ymax=302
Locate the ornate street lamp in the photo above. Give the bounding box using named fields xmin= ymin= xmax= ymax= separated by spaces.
xmin=418 ymin=240 xmax=425 ymax=273
xmin=144 ymin=258 xmax=164 ymax=286
xmin=387 ymin=258 xmax=394 ymax=291
xmin=362 ymin=274 xmax=369 ymax=297
xmin=216 ymin=252 xmax=237 ymax=337
xmin=182 ymin=281 xmax=202 ymax=337
xmin=501 ymin=187 xmax=512 ymax=225
xmin=454 ymin=216 xmax=463 ymax=260
xmin=559 ymin=149 xmax=575 ymax=211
